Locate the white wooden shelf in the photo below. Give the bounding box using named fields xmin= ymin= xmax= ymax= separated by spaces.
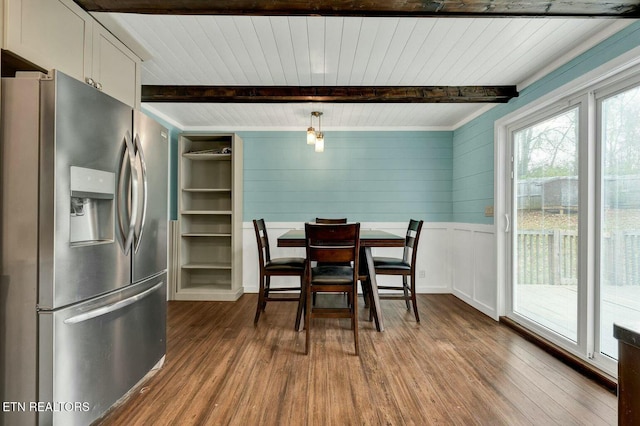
xmin=182 ymin=262 xmax=232 ymax=270
xmin=181 ymin=233 xmax=232 ymax=237
xmin=183 ymin=153 xmax=231 ymax=161
xmin=181 ymin=210 xmax=232 ymax=215
xmin=182 ymin=188 xmax=232 ymax=192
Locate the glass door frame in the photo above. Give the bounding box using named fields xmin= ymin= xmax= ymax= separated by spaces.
xmin=496 ymin=62 xmax=640 ymax=379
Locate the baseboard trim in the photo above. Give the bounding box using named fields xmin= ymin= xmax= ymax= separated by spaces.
xmin=499 ymin=316 xmax=617 ymax=394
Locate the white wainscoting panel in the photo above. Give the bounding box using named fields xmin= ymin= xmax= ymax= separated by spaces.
xmin=451 ymin=224 xmax=498 ymax=320
xmin=414 ymin=225 xmax=451 ymax=293
xmin=452 ymin=228 xmax=474 ymax=298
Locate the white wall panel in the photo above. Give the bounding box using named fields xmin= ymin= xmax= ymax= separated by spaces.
xmin=452 ymin=228 xmax=474 ymax=298
xmin=473 ymin=230 xmax=497 ymax=312
xmin=451 ymin=224 xmax=498 ymax=320
xmin=418 ymin=226 xmax=451 ymax=292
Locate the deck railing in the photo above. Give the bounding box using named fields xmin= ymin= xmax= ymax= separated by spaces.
xmin=517 ymin=230 xmax=577 ymax=285
xmin=601 ymin=231 xmax=640 ymax=287
xmin=517 ymin=230 xmax=640 ymax=286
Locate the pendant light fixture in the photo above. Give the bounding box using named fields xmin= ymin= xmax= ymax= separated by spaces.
xmin=306 ymin=111 xmax=324 ymax=152
xmin=307 ymin=111 xmax=319 ymax=144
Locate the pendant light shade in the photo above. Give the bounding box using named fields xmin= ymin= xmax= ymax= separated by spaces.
xmin=307 ymin=127 xmax=316 ymax=144
xmin=315 ymin=132 xmax=325 ymax=152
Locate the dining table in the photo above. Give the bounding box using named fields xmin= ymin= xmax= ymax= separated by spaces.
xmin=277 ymin=228 xmax=405 ymax=332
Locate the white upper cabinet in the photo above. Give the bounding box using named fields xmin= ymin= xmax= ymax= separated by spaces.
xmin=4 ymin=0 xmax=91 ymax=80
xmin=3 ymin=0 xmax=140 ymax=107
xmin=91 ymin=25 xmax=140 ymax=107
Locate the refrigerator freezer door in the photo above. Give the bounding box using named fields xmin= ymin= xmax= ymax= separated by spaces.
xmin=37 ymin=273 xmax=167 ymax=426
xmin=39 ymin=71 xmax=133 ymax=309
xmin=132 ymin=111 xmax=169 ymax=283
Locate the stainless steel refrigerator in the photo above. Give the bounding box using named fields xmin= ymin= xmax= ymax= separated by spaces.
xmin=1 ymin=70 xmax=168 ymax=425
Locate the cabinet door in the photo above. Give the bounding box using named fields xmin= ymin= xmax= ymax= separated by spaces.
xmin=4 ymin=0 xmax=91 ymax=81
xmin=92 ymin=25 xmax=141 ymax=107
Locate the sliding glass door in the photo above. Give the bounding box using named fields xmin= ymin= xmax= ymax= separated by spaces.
xmin=504 ymin=70 xmax=640 ymax=375
xmin=512 ymin=107 xmax=580 ymax=343
xmin=598 ymin=85 xmax=640 ymax=361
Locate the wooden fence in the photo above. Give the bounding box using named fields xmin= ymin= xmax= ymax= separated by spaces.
xmin=517 ymin=230 xmax=640 ymax=286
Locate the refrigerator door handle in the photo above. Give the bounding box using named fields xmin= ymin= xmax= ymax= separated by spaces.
xmin=117 ymin=131 xmax=139 ymax=255
xmin=133 ymin=133 xmax=148 ymax=254
xmin=117 ymin=135 xmax=129 ymax=247
xmin=63 ymin=280 xmax=164 ymax=324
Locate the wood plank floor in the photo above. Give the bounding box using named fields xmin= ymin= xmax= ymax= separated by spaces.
xmin=96 ymin=294 xmax=617 ymax=425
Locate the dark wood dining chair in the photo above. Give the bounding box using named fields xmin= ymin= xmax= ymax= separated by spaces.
xmin=304 ymin=222 xmax=361 ymax=355
xmin=373 ymin=219 xmax=424 ymax=322
xmin=253 ymin=219 xmax=306 ymax=329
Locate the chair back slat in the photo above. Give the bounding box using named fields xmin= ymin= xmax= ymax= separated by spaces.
xmin=402 ymin=219 xmax=423 ymax=264
xmin=315 ymin=218 xmax=348 ymax=224
xmin=309 ymin=245 xmax=357 ymax=263
xmin=253 ymin=219 xmax=271 ymax=264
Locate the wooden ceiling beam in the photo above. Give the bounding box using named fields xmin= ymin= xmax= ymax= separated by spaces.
xmin=141 ymin=85 xmax=518 ymax=103
xmin=74 ymin=0 xmax=640 ymax=17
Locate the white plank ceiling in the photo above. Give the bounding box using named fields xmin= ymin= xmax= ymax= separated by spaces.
xmin=100 ymin=14 xmax=631 ymax=130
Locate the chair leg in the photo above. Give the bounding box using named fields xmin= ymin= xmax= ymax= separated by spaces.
xmin=361 ymin=280 xmax=370 ymax=308
xmin=352 ymin=284 xmax=359 ymax=356
xmin=402 ymin=275 xmax=411 ymax=311
xmin=305 ymin=285 xmax=312 ymax=355
xmin=368 ymin=293 xmax=374 ymax=322
xmin=254 ymin=274 xmax=265 ymax=325
xmin=294 ymin=275 xmax=305 ymax=331
xmin=410 ymin=273 xmax=420 ymax=323
xmin=362 ymin=279 xmax=374 ymax=322
xmin=262 ymin=276 xmax=271 ymax=311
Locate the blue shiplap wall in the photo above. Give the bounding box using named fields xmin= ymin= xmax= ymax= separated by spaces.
xmin=239 ymin=131 xmax=453 ymax=222
xmin=452 ymin=21 xmax=640 ymax=224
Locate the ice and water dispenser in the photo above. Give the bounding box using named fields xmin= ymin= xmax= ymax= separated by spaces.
xmin=69 ymin=166 xmax=115 ymax=245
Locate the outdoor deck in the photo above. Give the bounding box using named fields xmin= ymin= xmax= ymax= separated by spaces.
xmin=516 ymin=284 xmax=640 ymax=357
